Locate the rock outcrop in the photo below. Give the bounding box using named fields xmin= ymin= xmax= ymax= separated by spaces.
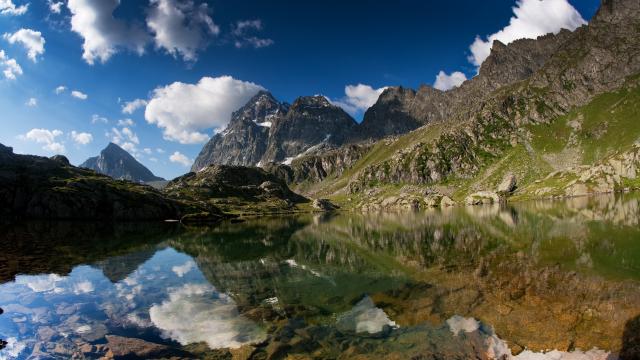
xmin=164 ymin=165 xmax=308 ymax=213
xmin=81 ymin=142 xmax=164 ymax=183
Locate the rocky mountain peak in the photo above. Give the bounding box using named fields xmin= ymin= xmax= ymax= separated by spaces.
xmin=593 ymin=0 xmax=640 ymax=24
xmin=81 ymin=143 xmax=164 ymax=183
xmin=290 ymin=95 xmax=334 ymax=110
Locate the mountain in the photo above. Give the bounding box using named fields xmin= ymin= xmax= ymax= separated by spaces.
xmin=81 ymin=143 xmax=165 ymax=183
xmin=0 ymin=143 xmax=217 ymax=221
xmin=192 ymin=93 xmax=357 ymax=171
xmin=262 ymin=95 xmax=357 ymax=164
xmin=191 ymin=91 xmax=289 ymax=171
xmin=352 ymin=29 xmax=574 ymax=141
xmin=272 ymin=0 xmax=640 ymax=205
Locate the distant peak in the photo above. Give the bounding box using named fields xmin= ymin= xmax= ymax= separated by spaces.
xmin=292 ymin=95 xmax=333 ymax=108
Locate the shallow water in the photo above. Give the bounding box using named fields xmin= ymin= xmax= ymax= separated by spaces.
xmin=1 ymin=194 xmax=640 ymax=359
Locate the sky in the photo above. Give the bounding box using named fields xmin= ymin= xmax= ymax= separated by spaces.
xmin=0 ymin=0 xmax=600 ymax=179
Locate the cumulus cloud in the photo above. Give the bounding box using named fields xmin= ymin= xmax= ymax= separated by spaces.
xmin=333 ymin=84 xmax=387 ymax=116
xmin=433 ymin=71 xmax=467 ymax=91
xmin=146 ymin=0 xmax=219 ymax=62
xmin=0 ymin=0 xmax=28 ymax=15
xmin=91 ymin=114 xmax=108 ymax=124
xmin=3 ymin=28 xmax=45 ymax=62
xmin=149 ymin=283 xmax=265 ymax=349
xmin=47 ymin=0 xmax=62 ymax=13
xmin=71 ymin=130 xmax=93 ymax=145
xmin=121 ymin=98 xmax=147 ymax=114
xmin=117 ymin=118 xmax=135 ymax=127
xmin=15 ymin=274 xmax=65 ymax=293
xmin=172 ymin=260 xmax=195 ymax=277
xmin=110 ymin=126 xmax=139 ymax=145
xmin=67 ymin=0 xmax=149 ymax=65
xmin=232 ymin=19 xmax=273 ymax=49
xmin=71 ymin=90 xmax=88 ymax=100
xmin=145 ymin=75 xmax=264 ymax=144
xmin=72 ymin=280 xmax=94 ymax=294
xmin=169 ymin=151 xmax=192 ymax=166
xmin=55 ymin=85 xmax=66 ymax=94
xmin=468 ymin=0 xmax=586 ymax=67
xmin=0 ymin=49 xmax=22 ymax=79
xmin=18 ymin=128 xmax=66 ymax=153
xmin=25 ymin=97 xmax=36 ymax=106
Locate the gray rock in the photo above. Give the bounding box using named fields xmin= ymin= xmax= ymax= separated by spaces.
xmin=313 ymin=198 xmax=339 ymax=211
xmin=497 ymin=173 xmax=517 ymax=194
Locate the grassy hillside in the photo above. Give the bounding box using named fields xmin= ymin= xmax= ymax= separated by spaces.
xmin=309 ymin=78 xmax=640 ymax=205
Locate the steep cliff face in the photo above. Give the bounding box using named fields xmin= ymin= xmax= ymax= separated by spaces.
xmin=261 ymin=96 xmax=358 ymax=164
xmin=81 ymin=143 xmax=164 ymax=183
xmin=191 ymin=91 xmax=289 ymax=171
xmin=352 ymin=28 xmax=575 ymax=142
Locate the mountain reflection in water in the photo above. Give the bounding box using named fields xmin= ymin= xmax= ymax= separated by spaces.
xmin=1 ymin=193 xmax=640 ymax=359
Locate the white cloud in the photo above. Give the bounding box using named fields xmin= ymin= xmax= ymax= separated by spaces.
xmin=468 ymin=0 xmax=586 ymax=67
xmin=91 ymin=114 xmax=108 ymax=124
xmin=433 ymin=71 xmax=467 ymax=91
xmin=55 ymin=85 xmax=66 ymax=94
xmin=25 ymin=97 xmax=36 ymax=106
xmin=71 ymin=90 xmax=88 ymax=100
xmin=71 ymin=130 xmax=93 ymax=145
xmin=172 ymin=261 xmax=195 ymax=277
xmin=149 ymin=283 xmax=265 ymax=349
xmin=48 ymin=0 xmax=62 ymax=13
xmin=18 ymin=128 xmax=66 ymax=153
xmin=0 ymin=49 xmax=22 ymax=79
xmin=73 ymin=280 xmax=94 ymax=294
xmin=121 ymin=98 xmax=147 ymax=114
xmin=117 ymin=118 xmax=135 ymax=127
xmin=146 ymin=0 xmax=219 ymax=62
xmin=3 ymin=28 xmax=45 ymax=62
xmin=149 ymin=157 xmax=158 ymax=162
xmin=110 ymin=126 xmax=139 ymax=145
xmin=156 ymin=148 xmax=165 ymax=154
xmin=67 ymin=0 xmax=149 ymax=65
xmin=15 ymin=274 xmax=65 ymax=293
xmin=143 ymin=147 xmax=152 ymax=154
xmin=145 ymin=76 xmax=264 ymax=144
xmin=169 ymin=151 xmax=192 ymax=166
xmin=232 ymin=20 xmax=273 ymax=49
xmin=0 ymin=0 xmax=28 ymax=15
xmin=333 ymin=84 xmax=387 ymax=116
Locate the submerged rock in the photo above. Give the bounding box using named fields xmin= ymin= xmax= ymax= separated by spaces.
xmin=465 ymin=191 xmax=503 ymax=206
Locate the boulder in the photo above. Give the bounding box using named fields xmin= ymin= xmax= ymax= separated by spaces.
xmin=497 ymin=173 xmax=517 ymax=194
xmin=313 ymin=198 xmax=339 ymax=211
xmin=424 ymin=194 xmax=443 ymax=207
xmin=440 ymin=196 xmax=456 ymax=207
xmin=465 ymin=191 xmax=502 ymax=206
xmin=49 ymin=155 xmax=70 ymax=166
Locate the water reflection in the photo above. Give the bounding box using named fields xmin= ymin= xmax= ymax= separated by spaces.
xmin=0 ymin=193 xmax=639 ymax=359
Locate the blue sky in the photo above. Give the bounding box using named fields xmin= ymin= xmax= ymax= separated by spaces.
xmin=0 ymin=0 xmax=600 ymax=179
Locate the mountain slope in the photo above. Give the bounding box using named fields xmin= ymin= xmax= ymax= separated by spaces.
xmin=279 ymin=0 xmax=640 ymax=204
xmin=351 ymin=29 xmax=575 ymax=142
xmin=191 ymin=91 xmax=289 ymax=171
xmin=81 ymin=143 xmax=164 ymax=183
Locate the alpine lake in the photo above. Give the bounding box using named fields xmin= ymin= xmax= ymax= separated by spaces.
xmin=1 ymin=193 xmax=640 ymax=359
